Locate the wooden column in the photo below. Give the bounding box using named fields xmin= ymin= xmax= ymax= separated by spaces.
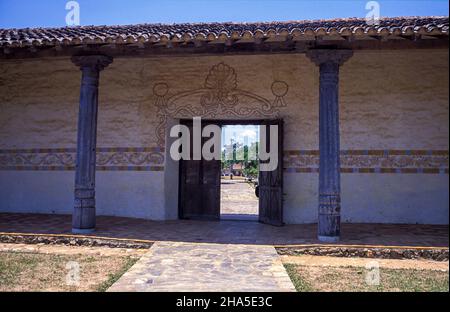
xmin=71 ymin=55 xmax=113 ymax=234
xmin=306 ymin=49 xmax=352 ymax=242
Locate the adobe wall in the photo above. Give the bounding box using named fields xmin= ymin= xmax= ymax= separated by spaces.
xmin=0 ymin=49 xmax=448 ymax=223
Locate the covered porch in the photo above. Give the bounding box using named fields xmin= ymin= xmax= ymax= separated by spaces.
xmin=0 ymin=17 xmax=448 ymax=244
xmin=0 ymin=213 xmax=448 ymax=247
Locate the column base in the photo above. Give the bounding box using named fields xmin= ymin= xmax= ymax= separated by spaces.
xmin=72 ymin=228 xmax=96 ymax=234
xmin=318 ymin=235 xmax=340 ymax=243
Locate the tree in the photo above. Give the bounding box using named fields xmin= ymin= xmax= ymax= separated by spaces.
xmin=221 ymin=140 xmax=259 ymax=178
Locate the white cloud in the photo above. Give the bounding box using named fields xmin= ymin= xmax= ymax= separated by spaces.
xmin=221 ymin=125 xmax=259 ymax=148
xmin=240 ymin=129 xmax=257 ymax=139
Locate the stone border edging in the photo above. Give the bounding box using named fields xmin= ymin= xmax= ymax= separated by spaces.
xmin=0 ymin=233 xmax=154 ymax=249
xmin=1 ymin=232 xmax=448 ymax=260
xmin=276 ymin=246 xmax=449 ymax=261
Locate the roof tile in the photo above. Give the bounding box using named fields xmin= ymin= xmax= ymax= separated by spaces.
xmin=0 ymin=16 xmax=448 ymax=47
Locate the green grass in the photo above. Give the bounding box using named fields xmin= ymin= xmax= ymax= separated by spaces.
xmin=0 ymin=253 xmax=40 ymax=287
xmin=379 ymin=268 xmax=449 ymax=292
xmin=0 ymin=251 xmax=141 ymax=292
xmin=284 ymin=264 xmax=449 ymax=292
xmin=96 ymin=257 xmax=138 ymax=292
xmin=284 ymin=263 xmax=314 ymax=292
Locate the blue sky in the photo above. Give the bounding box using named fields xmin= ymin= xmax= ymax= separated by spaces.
xmin=0 ymin=0 xmax=448 ymax=29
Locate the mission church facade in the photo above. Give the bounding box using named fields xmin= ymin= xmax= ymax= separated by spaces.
xmin=0 ymin=17 xmax=448 ymax=241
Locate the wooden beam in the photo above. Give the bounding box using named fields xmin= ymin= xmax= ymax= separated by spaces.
xmin=0 ymin=37 xmax=447 ymax=61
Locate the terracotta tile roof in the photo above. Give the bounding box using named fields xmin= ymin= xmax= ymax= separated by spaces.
xmin=1 ymin=16 xmax=448 ymax=47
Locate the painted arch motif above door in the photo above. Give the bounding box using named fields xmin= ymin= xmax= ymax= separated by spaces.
xmin=152 ymin=62 xmax=289 ymax=147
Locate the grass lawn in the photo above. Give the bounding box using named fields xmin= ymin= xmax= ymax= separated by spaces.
xmin=0 ymin=251 xmax=138 ymax=292
xmin=284 ymin=263 xmax=449 ymax=292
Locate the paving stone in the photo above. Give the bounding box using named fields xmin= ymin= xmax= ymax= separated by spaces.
xmin=108 ymin=241 xmax=295 ymax=292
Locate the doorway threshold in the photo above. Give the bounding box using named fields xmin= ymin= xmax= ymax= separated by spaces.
xmin=220 ymin=214 xmax=258 ymax=221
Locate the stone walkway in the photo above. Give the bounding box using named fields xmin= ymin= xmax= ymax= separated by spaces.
xmin=220 ymin=179 xmax=258 ymax=221
xmin=108 ymin=241 xmax=295 ymax=292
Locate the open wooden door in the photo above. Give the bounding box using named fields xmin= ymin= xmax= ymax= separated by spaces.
xmin=179 ymin=121 xmax=221 ymax=220
xmin=258 ymin=119 xmax=284 ymax=226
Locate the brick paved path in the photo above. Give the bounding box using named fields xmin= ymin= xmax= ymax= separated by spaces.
xmin=1 ymin=213 xmax=448 ymax=247
xmin=108 ymin=241 xmax=295 ymax=292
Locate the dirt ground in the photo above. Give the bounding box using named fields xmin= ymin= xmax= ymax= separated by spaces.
xmin=0 ymin=243 xmax=147 ymax=292
xmin=282 ymin=255 xmax=449 ymax=292
xmin=220 ymin=179 xmax=258 ymax=218
xmin=281 ymin=255 xmax=449 ymax=271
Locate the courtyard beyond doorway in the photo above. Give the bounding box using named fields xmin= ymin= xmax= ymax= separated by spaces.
xmin=220 ymin=178 xmax=259 ymax=221
xmin=220 ymin=124 xmax=260 ymax=221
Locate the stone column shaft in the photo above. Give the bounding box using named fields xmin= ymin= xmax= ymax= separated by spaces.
xmin=306 ymin=49 xmax=352 ymax=242
xmin=71 ymin=55 xmax=112 ymax=233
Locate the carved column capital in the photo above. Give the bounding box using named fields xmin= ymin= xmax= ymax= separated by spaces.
xmin=306 ymin=49 xmax=353 ymax=66
xmin=71 ymin=55 xmax=113 ymax=71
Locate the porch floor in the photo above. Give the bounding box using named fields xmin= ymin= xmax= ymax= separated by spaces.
xmin=0 ymin=213 xmax=448 ymax=247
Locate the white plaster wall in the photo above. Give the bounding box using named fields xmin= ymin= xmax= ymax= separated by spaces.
xmin=96 ymin=171 xmax=165 ymax=220
xmin=283 ymin=173 xmax=318 ymax=223
xmin=0 ymin=171 xmax=165 ymax=220
xmin=1 ymin=51 xmax=448 ymax=150
xmin=0 ymin=171 xmax=73 ymax=214
xmin=341 ymin=174 xmax=449 ymax=224
xmin=0 ymin=58 xmax=79 ymax=149
xmin=283 ymin=173 xmax=448 ymax=225
xmin=163 ymin=117 xmax=180 ymax=220
xmin=0 ymin=49 xmax=448 ymax=224
xmin=340 ymin=50 xmax=449 ymax=150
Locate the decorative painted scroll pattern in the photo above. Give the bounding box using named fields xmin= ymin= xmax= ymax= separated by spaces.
xmin=1 ymin=148 xmax=448 ymax=173
xmin=284 ymin=150 xmax=449 ymax=174
xmin=0 ymin=147 xmax=164 ymax=171
xmin=153 ymin=62 xmax=289 ymax=147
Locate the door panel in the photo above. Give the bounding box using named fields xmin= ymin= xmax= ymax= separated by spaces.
xmin=201 ymin=159 xmax=221 ymax=219
xmin=180 ymin=160 xmax=202 ymax=218
xmin=258 ymin=119 xmax=284 ymax=226
xmin=179 ymin=121 xmax=221 ymax=220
